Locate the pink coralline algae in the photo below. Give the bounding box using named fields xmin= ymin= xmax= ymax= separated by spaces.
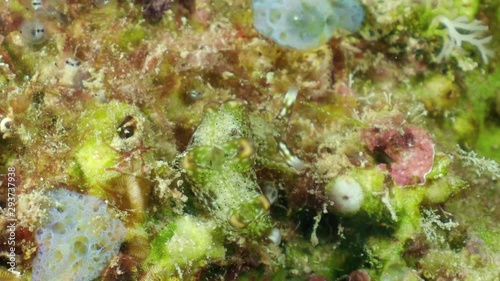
xmin=361 ymin=119 xmax=435 ymax=186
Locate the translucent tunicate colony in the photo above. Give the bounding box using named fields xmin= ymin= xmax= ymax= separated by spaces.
xmin=32 ymin=189 xmax=126 ymax=281
xmin=252 ymin=0 xmax=364 ymax=50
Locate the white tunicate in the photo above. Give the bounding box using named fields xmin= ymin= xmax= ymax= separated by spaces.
xmin=326 ymin=175 xmax=364 ymax=216
xmin=31 ymin=0 xmax=43 ymax=10
xmin=94 ymin=0 xmax=110 ymax=7
xmin=188 ymin=90 xmax=203 ymax=100
xmin=268 ymin=227 xmax=281 ymax=245
xmin=65 ymin=58 xmax=80 ymax=68
xmin=59 ymin=58 xmax=85 ymax=87
xmin=92 ymin=91 xmax=107 ymax=103
xmin=0 ymin=117 xmax=12 ymax=134
xmin=20 ymin=21 xmax=46 ymax=44
xmin=261 ymin=182 xmax=279 ymax=204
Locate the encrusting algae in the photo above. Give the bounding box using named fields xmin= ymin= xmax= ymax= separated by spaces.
xmin=0 ymin=0 xmax=500 ymax=280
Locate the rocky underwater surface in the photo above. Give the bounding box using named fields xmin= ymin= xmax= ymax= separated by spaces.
xmin=0 ymin=0 xmax=499 ymax=280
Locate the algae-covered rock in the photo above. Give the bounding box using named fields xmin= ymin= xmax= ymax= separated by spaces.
xmin=0 ymin=0 xmax=499 ymax=280
xmin=144 ymin=215 xmax=225 ymax=279
xmin=72 ymin=100 xmax=153 ymax=194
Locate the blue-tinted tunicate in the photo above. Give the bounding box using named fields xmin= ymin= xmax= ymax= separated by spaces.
xmin=252 ymin=0 xmax=364 ymax=50
xmin=332 ymin=0 xmax=365 ymax=32
xmin=32 ymin=189 xmax=126 ymax=281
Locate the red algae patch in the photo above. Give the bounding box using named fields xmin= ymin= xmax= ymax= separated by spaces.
xmin=361 ymin=119 xmax=435 ymax=186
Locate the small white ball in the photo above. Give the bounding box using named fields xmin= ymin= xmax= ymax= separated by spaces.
xmin=326 ymin=175 xmax=364 ymax=216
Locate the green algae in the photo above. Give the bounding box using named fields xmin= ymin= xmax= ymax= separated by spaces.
xmin=118 ymin=26 xmax=150 ymax=52
xmin=144 ymin=215 xmax=225 ymax=279
xmin=71 ymin=100 xmax=153 ymax=194
xmin=461 ymin=68 xmax=500 ymax=161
